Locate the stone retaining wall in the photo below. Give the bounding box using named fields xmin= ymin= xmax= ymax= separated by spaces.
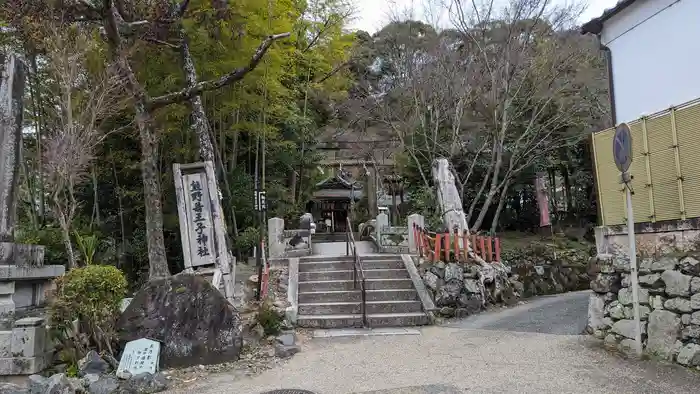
xmin=588 ymin=254 xmax=700 ymax=368
xmin=417 ymin=258 xmax=589 ymax=318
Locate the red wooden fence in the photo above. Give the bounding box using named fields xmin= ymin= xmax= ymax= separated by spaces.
xmin=412 ymin=224 xmax=501 ymax=263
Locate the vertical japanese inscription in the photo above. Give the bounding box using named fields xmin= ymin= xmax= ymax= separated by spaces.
xmin=184 ymin=173 xmax=215 ymax=267
xmin=190 ymin=179 xmax=210 ymax=258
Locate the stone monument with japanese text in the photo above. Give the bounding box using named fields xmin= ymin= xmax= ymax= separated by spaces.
xmin=0 ymin=52 xmax=65 ymax=376
xmin=173 ymin=162 xmax=235 ymax=302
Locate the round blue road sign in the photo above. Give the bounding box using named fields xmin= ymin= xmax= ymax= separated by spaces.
xmin=613 ymin=123 xmax=633 ymax=173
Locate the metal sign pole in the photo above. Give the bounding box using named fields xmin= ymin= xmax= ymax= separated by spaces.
xmin=623 ymin=174 xmax=642 ymax=356
xmin=613 ymin=123 xmax=642 ymax=357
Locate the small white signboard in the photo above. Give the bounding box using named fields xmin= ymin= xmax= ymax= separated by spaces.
xmin=119 ymin=298 xmax=133 ymax=313
xmin=117 ymin=338 xmax=160 ymax=376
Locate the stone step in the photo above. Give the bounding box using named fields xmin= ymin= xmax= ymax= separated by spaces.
xmin=299 ymin=255 xmax=402 ymax=263
xmin=296 ymin=312 xmax=430 ymax=329
xmin=298 ymin=300 xmax=423 ymax=315
xmin=298 ymin=278 xmax=414 ymax=292
xmin=312 ymin=233 xmax=357 ymax=243
xmin=298 ymin=269 xmax=409 ymax=282
xmin=299 ymin=259 xmax=404 ymax=272
xmin=298 ymin=289 xmax=419 ymax=303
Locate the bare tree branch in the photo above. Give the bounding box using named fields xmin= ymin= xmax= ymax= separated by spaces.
xmin=147 ymin=32 xmax=290 ymax=109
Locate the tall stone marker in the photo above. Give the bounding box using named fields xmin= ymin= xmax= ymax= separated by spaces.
xmin=0 ymin=53 xmax=64 ymax=376
xmin=432 ymin=158 xmax=468 ymax=233
xmin=0 ymin=53 xmax=24 ymax=242
xmin=173 ymin=161 xmax=235 ymax=303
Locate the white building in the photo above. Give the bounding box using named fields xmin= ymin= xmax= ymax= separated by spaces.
xmin=581 ymin=0 xmax=700 ymax=124
xmin=583 ymin=0 xmax=700 ymax=257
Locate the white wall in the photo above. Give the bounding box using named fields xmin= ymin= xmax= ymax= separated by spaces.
xmin=601 ymin=0 xmax=700 ymax=124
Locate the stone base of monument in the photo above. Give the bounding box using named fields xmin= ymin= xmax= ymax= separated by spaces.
xmin=0 ymin=317 xmax=53 ymax=375
xmin=0 ymin=242 xmax=65 ymax=377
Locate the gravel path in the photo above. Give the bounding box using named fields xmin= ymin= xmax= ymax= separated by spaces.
xmin=170 ymin=292 xmax=700 ymax=394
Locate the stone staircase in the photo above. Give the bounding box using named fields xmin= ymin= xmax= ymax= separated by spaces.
xmin=296 ymin=254 xmax=431 ymax=328
xmin=312 ymin=232 xmax=358 ymax=243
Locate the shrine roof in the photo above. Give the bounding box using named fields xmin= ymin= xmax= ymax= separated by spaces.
xmin=315 ymin=170 xmax=364 ymax=190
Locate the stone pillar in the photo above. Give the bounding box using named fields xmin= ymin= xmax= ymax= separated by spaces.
xmin=407 ymin=214 xmax=425 ymax=254
xmin=0 ymin=53 xmax=25 ymax=243
xmin=376 ymin=213 xmax=389 ymax=246
xmin=431 ymin=158 xmax=468 ymax=233
xmin=268 ymin=217 xmax=285 ymax=258
xmin=367 ymin=166 xmax=378 ymax=217
xmin=594 ymin=226 xmax=611 ymax=256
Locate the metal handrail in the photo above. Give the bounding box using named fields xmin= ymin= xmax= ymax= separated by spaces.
xmin=346 ymin=217 xmax=368 ymax=327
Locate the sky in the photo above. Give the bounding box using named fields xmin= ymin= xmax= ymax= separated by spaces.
xmin=348 ymin=0 xmax=620 ymax=33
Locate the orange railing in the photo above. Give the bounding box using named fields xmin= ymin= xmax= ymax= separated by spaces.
xmin=412 ymin=224 xmax=501 ymax=263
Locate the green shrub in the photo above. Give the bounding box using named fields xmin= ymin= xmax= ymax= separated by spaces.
xmin=235 ymin=227 xmax=260 ymax=254
xmin=15 ymin=224 xmax=67 ymax=266
xmin=256 ymin=301 xmax=282 ymax=336
xmin=49 ymin=265 xmax=128 ymax=360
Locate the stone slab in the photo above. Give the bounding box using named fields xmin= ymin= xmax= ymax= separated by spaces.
xmin=401 ymin=254 xmax=436 ymax=316
xmin=0 ymin=353 xmax=50 ymax=375
xmin=312 ymin=327 xmax=421 ymax=338
xmin=0 ymin=282 xmax=14 ymax=295
xmin=0 ymin=243 xmax=44 ymax=267
xmin=0 ymin=265 xmax=64 ymax=280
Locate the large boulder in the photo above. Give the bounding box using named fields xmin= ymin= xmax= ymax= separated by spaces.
xmin=651 ymin=256 xmax=678 ymax=272
xmin=587 ymin=294 xmax=607 ymax=331
xmin=590 ymin=274 xmax=620 ymax=294
xmin=117 ymin=273 xmax=243 ymax=368
xmin=661 ymin=270 xmax=692 ymax=297
xmin=679 ymin=256 xmax=700 ymax=276
xmin=664 ymin=298 xmax=693 ymax=313
xmin=444 ymin=263 xmax=463 ymax=282
xmin=646 ymin=310 xmax=681 ymax=360
xmin=676 ymin=343 xmax=700 ymax=366
xmin=435 ymin=279 xmax=462 ymax=307
xmin=618 ymin=287 xmax=649 ymax=306
xmin=611 ymin=319 xmax=646 ymax=339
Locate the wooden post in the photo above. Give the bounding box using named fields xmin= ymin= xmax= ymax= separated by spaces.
xmin=479 ymin=237 xmax=486 ymax=260
xmin=486 ymin=236 xmax=493 ymax=262
xmin=472 ymin=235 xmax=478 ymax=257
xmin=433 ymin=234 xmax=441 ymax=262
xmin=495 ymin=237 xmax=501 ymax=262
xmin=443 ymin=232 xmax=450 ymax=262
xmin=462 ymin=230 xmax=469 ymax=261
xmin=453 ymin=229 xmax=459 ymax=262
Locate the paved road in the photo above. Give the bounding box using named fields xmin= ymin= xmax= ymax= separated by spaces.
xmin=444 ymin=290 xmax=590 ymax=335
xmin=173 ymin=291 xmax=700 ymax=394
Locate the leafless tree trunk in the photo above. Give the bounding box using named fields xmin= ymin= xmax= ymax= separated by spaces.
xmin=101 ymin=1 xmax=171 ymax=277
xmin=490 ymin=177 xmax=510 ymax=234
